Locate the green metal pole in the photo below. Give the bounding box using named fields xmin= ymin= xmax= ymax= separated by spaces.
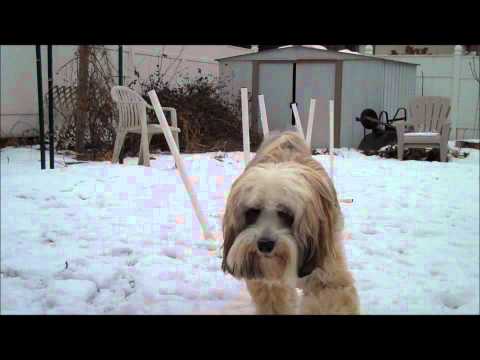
xmin=47 ymin=45 xmax=55 ymax=169
xmin=119 ymin=45 xmax=123 ymax=85
xmin=35 ymin=45 xmax=46 ymax=169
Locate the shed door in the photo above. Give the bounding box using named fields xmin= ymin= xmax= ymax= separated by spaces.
xmin=295 ymin=63 xmax=336 ymax=148
xmin=258 ymin=63 xmax=294 ymax=132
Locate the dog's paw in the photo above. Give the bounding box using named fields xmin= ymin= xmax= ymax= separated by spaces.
xmin=299 ymin=268 xmax=330 ymax=293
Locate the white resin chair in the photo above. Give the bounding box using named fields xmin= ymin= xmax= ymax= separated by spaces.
xmin=395 ymin=96 xmax=451 ymax=162
xmin=110 ymin=86 xmax=181 ymax=166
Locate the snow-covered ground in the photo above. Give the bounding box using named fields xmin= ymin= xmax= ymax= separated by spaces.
xmin=1 ymin=143 xmax=478 ymax=314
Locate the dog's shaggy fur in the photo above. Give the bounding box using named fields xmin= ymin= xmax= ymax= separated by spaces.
xmin=222 ymin=130 xmax=360 ymax=314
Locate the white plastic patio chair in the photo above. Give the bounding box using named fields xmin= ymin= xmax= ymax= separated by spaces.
xmin=110 ymin=86 xmax=181 ymax=166
xmin=395 ymin=96 xmax=451 ymax=162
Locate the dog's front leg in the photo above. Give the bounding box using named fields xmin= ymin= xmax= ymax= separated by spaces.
xmin=299 ymin=268 xmax=360 ymax=315
xmin=246 ymin=279 xmax=298 ymax=315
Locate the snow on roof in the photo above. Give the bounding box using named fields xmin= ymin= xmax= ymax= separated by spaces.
xmin=339 ymin=49 xmax=361 ymax=55
xmin=278 ymin=45 xmax=327 ymax=50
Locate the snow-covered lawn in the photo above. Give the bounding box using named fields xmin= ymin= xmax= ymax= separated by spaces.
xmin=1 ymin=144 xmax=478 ymax=314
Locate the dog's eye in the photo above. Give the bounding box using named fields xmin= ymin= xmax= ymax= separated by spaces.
xmin=245 ymin=208 xmax=260 ymax=225
xmin=278 ymin=210 xmax=294 ymax=227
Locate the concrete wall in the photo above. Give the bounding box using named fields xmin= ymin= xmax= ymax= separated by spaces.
xmin=0 ymin=45 xmax=256 ymax=138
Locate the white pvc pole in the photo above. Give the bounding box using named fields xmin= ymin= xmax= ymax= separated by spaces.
xmin=306 ymin=98 xmax=316 ymax=147
xmin=241 ymin=88 xmax=251 ymax=166
xmin=258 ymin=94 xmax=269 ymax=137
xmin=148 ymin=90 xmax=213 ymax=240
xmin=329 ymin=100 xmax=335 ymax=181
xmin=291 ymin=103 xmax=305 ymax=139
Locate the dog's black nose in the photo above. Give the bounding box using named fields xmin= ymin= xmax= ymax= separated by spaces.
xmin=257 ymin=238 xmax=275 ymax=253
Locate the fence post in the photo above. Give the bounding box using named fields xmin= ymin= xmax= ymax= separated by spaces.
xmin=35 ymin=45 xmax=46 ymax=170
xmin=47 ymin=45 xmax=55 ymax=169
xmin=127 ymin=46 xmax=133 ymax=81
xmin=364 ymin=45 xmax=373 ymax=56
xmin=126 ymin=46 xmax=137 ymax=90
xmin=118 ymin=45 xmax=123 ymax=86
xmin=451 ymin=45 xmax=463 ymax=139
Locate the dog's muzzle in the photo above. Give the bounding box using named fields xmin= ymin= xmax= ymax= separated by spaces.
xmin=257 ymin=238 xmax=276 ymax=254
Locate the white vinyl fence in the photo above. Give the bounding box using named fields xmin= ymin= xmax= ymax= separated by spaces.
xmin=377 ymin=47 xmax=480 ymax=140
xmin=0 ymin=45 xmax=255 ymax=138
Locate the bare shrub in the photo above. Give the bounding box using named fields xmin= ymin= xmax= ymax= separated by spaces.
xmin=52 ymin=46 xmax=117 ymax=160
xmin=49 ymin=47 xmax=261 ymax=161
xmin=124 ymin=67 xmax=261 ymax=156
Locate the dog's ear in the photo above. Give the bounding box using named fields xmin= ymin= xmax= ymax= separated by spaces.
xmin=221 ymin=179 xmax=242 ymax=274
xmin=296 ymin=160 xmax=342 ymax=275
xmin=298 ymin=236 xmax=320 ymax=277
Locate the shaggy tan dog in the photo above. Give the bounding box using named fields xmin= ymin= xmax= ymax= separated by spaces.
xmin=221 ymin=130 xmax=360 ymax=314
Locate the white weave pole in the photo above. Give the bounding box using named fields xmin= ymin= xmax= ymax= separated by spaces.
xmin=258 ymin=94 xmax=269 ymax=137
xmin=148 ymin=90 xmax=213 ymax=240
xmin=329 ymin=99 xmax=335 ymax=181
xmin=291 ymin=103 xmax=305 ymax=140
xmin=306 ymin=98 xmax=316 ymax=148
xmin=241 ymin=88 xmax=251 ymax=166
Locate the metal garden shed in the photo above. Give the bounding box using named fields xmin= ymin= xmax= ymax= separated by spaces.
xmin=217 ymin=46 xmax=418 ymax=149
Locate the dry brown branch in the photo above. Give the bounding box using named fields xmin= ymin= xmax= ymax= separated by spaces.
xmin=51 ymin=46 xmax=117 ymax=157
xmin=128 ymin=70 xmax=261 ymax=155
